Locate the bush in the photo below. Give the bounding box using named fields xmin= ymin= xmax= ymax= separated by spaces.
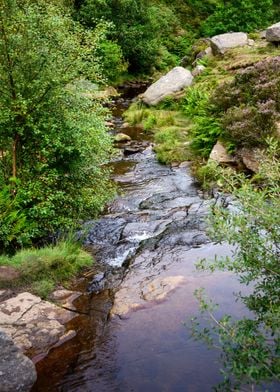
xmin=0 ymin=182 xmax=35 ymax=253
xmin=212 ymin=57 xmax=280 ymax=147
xmin=192 ymin=146 xmax=280 ymax=390
xmin=183 ymin=86 xmax=222 ymax=157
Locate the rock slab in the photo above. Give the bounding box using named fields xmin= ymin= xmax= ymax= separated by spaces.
xmin=142 ymin=66 xmax=193 ymax=106
xmin=0 ymin=292 xmax=77 ymax=356
xmin=266 ymin=22 xmax=280 ymax=42
xmin=0 ymin=330 xmax=37 ymax=392
xmin=210 ymin=32 xmax=248 ymax=54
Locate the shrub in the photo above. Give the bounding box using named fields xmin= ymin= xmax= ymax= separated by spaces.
xmin=212 ymin=57 xmax=280 ymax=147
xmin=192 ymin=147 xmax=280 ymax=390
xmin=0 ymin=182 xmax=35 ymax=253
xmin=183 ymin=86 xmax=222 ymax=157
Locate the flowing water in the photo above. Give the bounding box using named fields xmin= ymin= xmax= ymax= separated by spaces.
xmin=32 ymin=84 xmax=252 ymax=392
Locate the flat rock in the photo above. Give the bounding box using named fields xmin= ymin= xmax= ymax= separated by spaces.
xmin=0 ymin=292 xmax=77 ymax=356
xmin=142 ymin=67 xmax=193 ymax=106
xmin=210 ymin=32 xmax=248 ymax=55
xmin=141 ymin=276 xmax=186 ymax=301
xmin=0 ymin=330 xmax=37 ymax=392
xmin=266 ymin=22 xmax=280 ymax=42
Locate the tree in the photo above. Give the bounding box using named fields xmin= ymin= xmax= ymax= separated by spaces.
xmin=201 ymin=0 xmax=274 ymax=36
xmin=0 ymin=0 xmax=114 ymax=248
xmin=192 ymin=142 xmax=280 ymax=390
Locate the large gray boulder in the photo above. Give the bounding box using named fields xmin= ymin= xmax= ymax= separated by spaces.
xmin=210 ymin=32 xmax=248 ymax=55
xmin=0 ymin=330 xmax=37 ymax=392
xmin=142 ymin=66 xmax=193 ymax=106
xmin=266 ymin=22 xmax=280 ymax=42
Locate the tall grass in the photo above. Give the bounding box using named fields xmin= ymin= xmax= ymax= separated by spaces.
xmin=0 ymin=240 xmax=93 ymax=298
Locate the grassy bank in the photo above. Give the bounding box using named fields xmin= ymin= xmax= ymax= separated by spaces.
xmin=0 ymin=241 xmax=93 ymax=298
xmin=124 ymin=38 xmax=280 ymax=188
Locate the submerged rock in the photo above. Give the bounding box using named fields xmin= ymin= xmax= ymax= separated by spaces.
xmin=141 ymin=66 xmax=193 ymax=106
xmin=141 ymin=276 xmax=186 ymax=301
xmin=210 ymin=32 xmax=248 ymax=55
xmin=0 ymin=330 xmax=37 ymax=392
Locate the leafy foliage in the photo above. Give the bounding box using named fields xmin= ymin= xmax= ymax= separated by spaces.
xmin=76 ymin=0 xmax=197 ymax=73
xmin=201 ymin=0 xmax=274 ymax=36
xmin=0 ymin=182 xmax=34 ymax=253
xmin=183 ymin=86 xmax=222 ymax=157
xmin=192 ymin=144 xmax=280 ymax=390
xmin=0 ymin=0 xmax=114 ymax=249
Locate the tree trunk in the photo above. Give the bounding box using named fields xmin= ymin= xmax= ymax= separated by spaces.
xmin=12 ymin=134 xmax=19 ymax=178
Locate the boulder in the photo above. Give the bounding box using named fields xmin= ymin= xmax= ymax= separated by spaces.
xmin=0 ymin=330 xmax=37 ymax=392
xmin=266 ymin=22 xmax=280 ymax=42
xmin=192 ymin=64 xmax=206 ymax=77
xmin=196 ymin=46 xmax=213 ymax=60
xmin=0 ymin=292 xmax=77 ymax=357
xmin=142 ymin=66 xmax=193 ymax=106
xmin=209 ymin=141 xmax=236 ymax=164
xmin=237 ymin=148 xmax=260 ymax=173
xmin=114 ymin=133 xmax=131 ymax=143
xmin=210 ymin=32 xmax=248 ymax=55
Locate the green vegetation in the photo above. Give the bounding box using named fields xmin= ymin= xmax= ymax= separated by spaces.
xmin=201 ymin=0 xmax=275 ymax=37
xmin=0 ymin=240 xmax=92 ymax=298
xmin=0 ymin=0 xmax=114 ymax=252
xmin=192 ymin=143 xmax=280 ymax=390
xmin=0 ymin=0 xmax=279 ymax=387
xmin=124 ymin=100 xmax=191 ymax=164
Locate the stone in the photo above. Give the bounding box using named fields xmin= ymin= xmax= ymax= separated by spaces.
xmin=0 ymin=330 xmax=37 ymax=392
xmin=209 ymin=141 xmax=236 ymax=164
xmin=237 ymin=148 xmax=260 ymax=173
xmin=192 ymin=64 xmax=206 ymax=77
xmin=0 ymin=266 xmax=21 ymax=282
xmin=121 ymin=122 xmax=130 ymax=129
xmin=0 ymin=292 xmax=77 ymax=357
xmin=266 ymin=22 xmax=280 ymax=42
xmin=210 ymin=32 xmax=248 ymax=55
xmin=123 ymin=146 xmax=142 ymax=156
xmin=141 ymin=66 xmax=193 ymax=106
xmin=195 ymin=46 xmax=213 ymax=60
xmin=141 ymin=276 xmax=186 ymax=302
xmin=247 ymin=39 xmax=255 ymax=46
xmin=114 ymin=133 xmax=132 ymax=143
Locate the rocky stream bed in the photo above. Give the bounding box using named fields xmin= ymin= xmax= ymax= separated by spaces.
xmin=0 ymin=84 xmax=249 ymax=391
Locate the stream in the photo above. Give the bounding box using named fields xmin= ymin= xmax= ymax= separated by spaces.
xmin=32 ymin=84 xmax=249 ymax=392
